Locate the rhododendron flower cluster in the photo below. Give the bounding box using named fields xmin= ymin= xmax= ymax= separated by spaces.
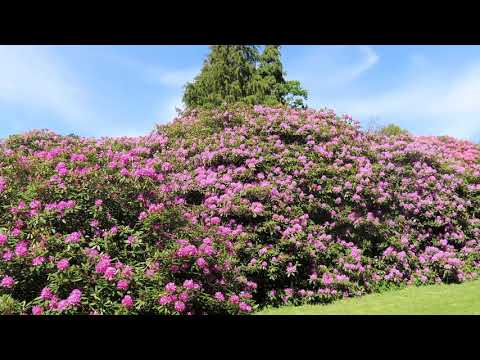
xmin=1 ymin=105 xmax=480 ymax=314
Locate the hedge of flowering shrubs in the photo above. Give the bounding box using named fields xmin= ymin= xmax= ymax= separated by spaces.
xmin=1 ymin=105 xmax=480 ymax=315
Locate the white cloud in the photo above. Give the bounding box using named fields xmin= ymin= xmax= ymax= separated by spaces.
xmin=332 ymin=62 xmax=480 ymax=140
xmin=103 ymin=52 xmax=200 ymax=89
xmin=335 ymin=45 xmax=379 ymax=84
xmin=444 ymin=64 xmax=480 ymax=113
xmin=0 ymin=46 xmax=187 ymax=137
xmin=146 ymin=67 xmax=199 ymax=88
xmin=153 ymin=94 xmax=184 ymax=126
xmin=287 ymin=45 xmax=380 ymax=90
xmin=287 ymin=46 xmax=480 ymax=140
xmin=0 ymin=46 xmax=96 ymax=129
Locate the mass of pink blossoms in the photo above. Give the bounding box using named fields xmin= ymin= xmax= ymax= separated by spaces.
xmin=0 ymin=105 xmax=480 ymax=314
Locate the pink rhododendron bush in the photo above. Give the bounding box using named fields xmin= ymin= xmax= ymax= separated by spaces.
xmin=1 ymin=105 xmax=480 ymax=315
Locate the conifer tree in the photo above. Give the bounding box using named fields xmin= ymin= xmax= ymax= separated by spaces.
xmin=183 ymin=45 xmax=308 ymax=109
xmin=251 ymin=45 xmax=308 ymax=108
xmin=183 ymin=45 xmax=259 ymax=108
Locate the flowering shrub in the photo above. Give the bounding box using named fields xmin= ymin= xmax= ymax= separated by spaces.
xmin=1 ymin=105 xmax=480 ymax=314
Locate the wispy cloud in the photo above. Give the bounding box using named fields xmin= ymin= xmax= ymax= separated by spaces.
xmin=444 ymin=64 xmax=480 ymax=114
xmin=103 ymin=52 xmax=201 ymax=89
xmin=333 ymin=45 xmax=379 ymax=84
xmin=333 ymin=61 xmax=480 ymax=140
xmin=0 ymin=46 xmax=191 ymax=137
xmin=287 ymin=45 xmax=380 ymax=90
xmin=145 ymin=67 xmax=199 ymax=88
xmin=0 ymin=46 xmax=96 ymax=130
xmin=286 ymin=46 xmax=480 ymax=140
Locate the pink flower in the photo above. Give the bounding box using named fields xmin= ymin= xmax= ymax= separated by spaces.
xmin=104 ymin=267 xmax=117 ymax=281
xmin=48 ymin=295 xmax=59 ymax=309
xmin=0 ymin=176 xmax=6 ymax=193
xmin=56 ymin=162 xmax=68 ymax=176
xmin=161 ymin=162 xmax=172 ymax=172
xmin=65 ymin=232 xmax=82 ymax=243
xmin=2 ymin=249 xmax=13 ymax=261
xmin=30 ymin=200 xmax=41 ymax=210
xmin=95 ymin=256 xmax=111 ymax=274
xmin=122 ymin=265 xmax=134 ymax=279
xmin=174 ymin=301 xmax=186 ymax=312
xmin=117 ymin=279 xmax=129 ymax=291
xmin=122 ymin=295 xmax=134 ymax=309
xmin=56 ymin=258 xmax=70 ymax=271
xmin=229 ymin=295 xmax=240 ymax=305
xmin=57 ymin=300 xmax=69 ymax=311
xmin=250 ymin=202 xmax=264 ymax=215
xmin=214 ymin=292 xmax=225 ymax=301
xmin=32 ymin=305 xmax=43 ymax=315
xmin=286 ymin=262 xmax=297 ymax=275
xmin=0 ymin=234 xmax=7 ymax=246
xmin=11 ymin=228 xmax=20 ymax=237
xmin=0 ymin=275 xmax=14 ymax=288
xmin=196 ymin=257 xmax=207 ymax=268
xmin=335 ymin=274 xmax=349 ymax=282
xmin=84 ymin=247 xmax=99 ymax=258
xmin=322 ymin=273 xmax=333 ymax=285
xmin=182 ymin=279 xmax=195 ymax=289
xmin=176 ymin=244 xmax=197 ymax=257
xmin=178 ymin=292 xmax=189 ymax=302
xmin=32 ymin=256 xmax=45 ymax=266
xmin=165 ymin=282 xmax=177 ymax=293
xmin=40 ymin=287 xmax=53 ymax=300
xmin=67 ymin=289 xmax=82 ymax=305
xmin=210 ymin=217 xmax=221 ymax=225
xmin=95 ymin=199 xmax=103 ymax=206
xmin=239 ymin=302 xmax=252 ymax=313
xmin=158 ymin=295 xmax=171 ymax=305
xmin=15 ymin=241 xmax=28 ymax=257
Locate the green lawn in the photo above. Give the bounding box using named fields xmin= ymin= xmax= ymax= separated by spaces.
xmin=257 ymin=279 xmax=480 ymax=315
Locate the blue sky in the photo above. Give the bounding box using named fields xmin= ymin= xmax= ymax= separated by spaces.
xmin=1 ymin=45 xmax=480 ymax=140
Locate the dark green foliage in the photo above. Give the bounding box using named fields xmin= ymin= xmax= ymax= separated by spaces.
xmin=249 ymin=45 xmax=308 ymax=108
xmin=183 ymin=46 xmax=259 ymax=109
xmin=182 ymin=45 xmax=307 ymax=109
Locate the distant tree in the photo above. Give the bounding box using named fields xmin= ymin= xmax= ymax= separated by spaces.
xmin=183 ymin=45 xmax=308 ymax=109
xmin=377 ymin=124 xmax=410 ymax=137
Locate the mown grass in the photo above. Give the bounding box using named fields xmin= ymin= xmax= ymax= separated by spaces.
xmin=257 ymin=279 xmax=480 ymax=315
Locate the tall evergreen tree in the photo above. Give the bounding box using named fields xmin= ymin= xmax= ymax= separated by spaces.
xmin=247 ymin=45 xmax=282 ymax=105
xmin=182 ymin=45 xmax=308 ymax=109
xmin=183 ymin=45 xmax=259 ymax=108
xmin=254 ymin=45 xmax=308 ymax=108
